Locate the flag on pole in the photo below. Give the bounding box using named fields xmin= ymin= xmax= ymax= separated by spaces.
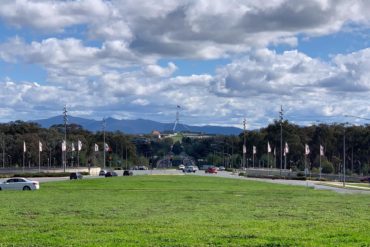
xmin=320 ymin=145 xmax=324 ymax=156
xmin=305 ymin=144 xmax=310 ymax=155
xmin=274 ymin=147 xmax=276 ymax=156
xmin=104 ymin=143 xmax=109 ymax=152
xmin=78 ymin=140 xmax=82 ymax=151
xmin=23 ymin=141 xmax=26 ymax=153
xmin=284 ymin=142 xmax=289 ymax=155
xmin=39 ymin=141 xmax=42 ymax=152
xmin=94 ymin=143 xmax=99 ymax=152
xmin=253 ymin=146 xmax=256 ymax=155
xmin=267 ymin=142 xmax=271 ymax=153
xmin=243 ymin=144 xmax=246 ymax=154
xmin=71 ymin=142 xmax=75 ymax=152
xmin=62 ymin=140 xmax=66 ymax=152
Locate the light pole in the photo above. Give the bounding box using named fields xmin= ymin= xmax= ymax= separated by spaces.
xmin=102 ymin=118 xmax=106 ymax=169
xmin=63 ymin=105 xmax=68 ymax=173
xmin=279 ymin=106 xmax=284 ymax=174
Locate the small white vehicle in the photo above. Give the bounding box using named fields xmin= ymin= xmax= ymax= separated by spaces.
xmin=178 ymin=164 xmax=185 ymax=170
xmin=184 ymin=166 xmax=199 ymax=173
xmin=0 ymin=177 xmax=40 ymax=191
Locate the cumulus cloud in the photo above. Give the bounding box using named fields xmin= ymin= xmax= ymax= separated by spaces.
xmin=1 ymin=0 xmax=370 ymax=126
xmin=145 ymin=62 xmax=177 ymax=77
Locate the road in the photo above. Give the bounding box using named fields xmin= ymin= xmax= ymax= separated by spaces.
xmin=1 ymin=169 xmax=369 ymax=194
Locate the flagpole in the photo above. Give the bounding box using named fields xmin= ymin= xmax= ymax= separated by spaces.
xmin=38 ymin=141 xmax=41 ymax=173
xmin=252 ymin=152 xmax=254 ymax=168
xmin=77 ymin=149 xmax=80 ymax=172
xmin=319 ymin=150 xmax=322 ymax=180
xmin=23 ymin=144 xmax=25 ymax=173
xmin=103 ymin=118 xmax=106 ymax=169
xmin=284 ymin=153 xmax=286 ymax=170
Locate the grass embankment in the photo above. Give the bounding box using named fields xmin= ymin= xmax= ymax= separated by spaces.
xmin=0 ymin=176 xmax=369 ymax=246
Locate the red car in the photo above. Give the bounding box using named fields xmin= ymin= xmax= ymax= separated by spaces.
xmin=205 ymin=167 xmax=218 ymax=174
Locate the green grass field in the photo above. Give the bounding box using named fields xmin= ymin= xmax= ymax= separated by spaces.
xmin=0 ymin=176 xmax=369 ymax=246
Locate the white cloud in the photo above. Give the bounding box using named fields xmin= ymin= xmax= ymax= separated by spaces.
xmin=145 ymin=62 xmax=177 ymax=77
xmin=1 ymin=1 xmax=370 ymax=126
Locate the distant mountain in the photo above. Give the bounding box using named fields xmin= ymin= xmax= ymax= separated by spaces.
xmin=31 ymin=116 xmax=242 ymax=135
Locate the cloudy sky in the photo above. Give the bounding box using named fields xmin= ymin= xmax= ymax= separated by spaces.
xmin=1 ymin=0 xmax=370 ymax=128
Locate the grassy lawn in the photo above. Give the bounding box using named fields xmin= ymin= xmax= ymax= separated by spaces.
xmin=0 ymin=176 xmax=369 ymax=246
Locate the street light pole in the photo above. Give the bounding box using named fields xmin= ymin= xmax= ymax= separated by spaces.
xmin=242 ymin=118 xmax=246 ymax=169
xmin=102 ymin=118 xmax=106 ymax=169
xmin=279 ymin=106 xmax=284 ymax=174
xmin=63 ymin=105 xmax=68 ymax=173
xmin=343 ymin=124 xmax=346 ymax=187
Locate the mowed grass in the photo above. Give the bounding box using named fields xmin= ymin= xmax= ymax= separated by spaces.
xmin=0 ymin=176 xmax=369 ymax=246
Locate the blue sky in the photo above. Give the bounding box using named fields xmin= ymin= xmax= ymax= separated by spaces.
xmin=1 ymin=0 xmax=370 ymax=128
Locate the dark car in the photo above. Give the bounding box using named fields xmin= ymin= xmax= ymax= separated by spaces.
xmin=70 ymin=172 xmax=83 ymax=180
xmin=360 ymin=176 xmax=370 ymax=183
xmin=105 ymin=171 xmax=118 ymax=177
xmin=205 ymin=167 xmax=218 ymax=174
xmin=123 ymin=170 xmax=133 ymax=176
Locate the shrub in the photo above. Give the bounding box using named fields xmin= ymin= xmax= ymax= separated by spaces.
xmin=321 ymin=160 xmax=334 ymax=174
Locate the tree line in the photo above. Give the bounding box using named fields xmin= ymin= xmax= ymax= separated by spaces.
xmin=0 ymin=120 xmax=369 ymax=175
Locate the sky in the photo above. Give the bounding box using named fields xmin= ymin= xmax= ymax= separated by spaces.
xmin=1 ymin=0 xmax=370 ymax=129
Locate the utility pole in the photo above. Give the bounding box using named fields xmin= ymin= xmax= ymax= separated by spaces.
xmin=102 ymin=118 xmax=106 ymax=169
xmin=242 ymin=118 xmax=246 ymax=169
xmin=279 ymin=105 xmax=284 ymax=174
xmin=63 ymin=105 xmax=68 ymax=173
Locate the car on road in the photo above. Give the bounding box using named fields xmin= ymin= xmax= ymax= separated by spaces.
xmin=123 ymin=170 xmax=133 ymax=176
xmin=99 ymin=170 xmax=107 ymax=176
xmin=183 ymin=166 xmax=199 ymax=173
xmin=0 ymin=177 xmax=40 ymax=191
xmin=178 ymin=164 xmax=185 ymax=170
xmin=360 ymin=176 xmax=370 ymax=183
xmin=70 ymin=172 xmax=83 ymax=180
xmin=218 ymin=166 xmax=226 ymax=171
xmin=205 ymin=167 xmax=218 ymax=174
xmin=138 ymin=166 xmax=148 ymax=170
xmin=105 ymin=171 xmax=118 ymax=177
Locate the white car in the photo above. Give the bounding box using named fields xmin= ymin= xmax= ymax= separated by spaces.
xmin=178 ymin=164 xmax=185 ymax=170
xmin=184 ymin=166 xmax=199 ymax=173
xmin=0 ymin=177 xmax=40 ymax=191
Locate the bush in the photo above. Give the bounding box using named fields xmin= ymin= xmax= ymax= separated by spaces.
xmin=321 ymin=160 xmax=334 ymax=174
xmin=296 ymin=172 xmax=305 ymax=177
xmin=239 ymin=172 xmax=246 ymax=176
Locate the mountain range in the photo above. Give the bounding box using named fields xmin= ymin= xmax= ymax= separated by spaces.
xmin=30 ymin=116 xmax=243 ymax=135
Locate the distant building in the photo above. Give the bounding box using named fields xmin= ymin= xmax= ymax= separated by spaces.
xmin=151 ymin=130 xmax=161 ymax=139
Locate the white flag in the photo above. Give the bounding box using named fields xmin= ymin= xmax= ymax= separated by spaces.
xmin=71 ymin=142 xmax=75 ymax=152
xmin=253 ymin=146 xmax=256 ymax=155
xmin=78 ymin=140 xmax=82 ymax=151
xmin=305 ymin=144 xmax=310 ymax=155
xmin=104 ymin=143 xmax=109 ymax=152
xmin=284 ymin=142 xmax=289 ymax=154
xmin=39 ymin=141 xmax=42 ymax=152
xmin=320 ymin=145 xmax=324 ymax=156
xmin=62 ymin=140 xmax=66 ymax=152
xmin=267 ymin=142 xmax=271 ymax=153
xmin=23 ymin=141 xmax=26 ymax=153
xmin=243 ymin=144 xmax=246 ymax=154
xmin=94 ymin=143 xmax=99 ymax=152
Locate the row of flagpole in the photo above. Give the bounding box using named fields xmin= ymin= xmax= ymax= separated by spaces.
xmin=243 ymin=141 xmax=325 ymax=173
xmin=21 ymin=140 xmax=111 ymax=171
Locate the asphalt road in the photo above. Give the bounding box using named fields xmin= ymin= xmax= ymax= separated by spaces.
xmin=2 ymin=169 xmax=369 ymax=194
